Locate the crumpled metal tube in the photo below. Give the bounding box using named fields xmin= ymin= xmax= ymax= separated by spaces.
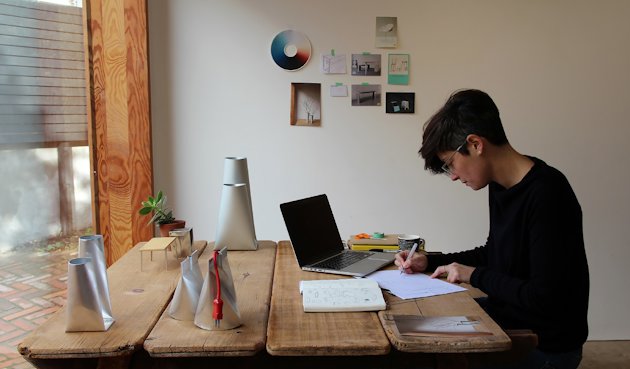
xmin=65 ymin=257 xmax=114 ymax=332
xmin=194 ymin=248 xmax=241 ymax=330
xmin=169 ymin=249 xmax=203 ymax=321
xmin=78 ymin=235 xmax=114 ymax=321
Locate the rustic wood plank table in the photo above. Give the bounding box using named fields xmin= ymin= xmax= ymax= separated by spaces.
xmin=265 ymin=241 xmax=535 ymax=369
xmin=378 ymin=283 xmax=510 ymax=353
xmin=143 ymin=241 xmax=277 ymax=359
xmin=17 ymin=240 xmax=207 ymax=369
xmin=266 ymin=241 xmax=390 ymax=357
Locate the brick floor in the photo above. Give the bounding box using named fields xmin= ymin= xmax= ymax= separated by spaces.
xmin=0 ymin=246 xmax=76 ymax=369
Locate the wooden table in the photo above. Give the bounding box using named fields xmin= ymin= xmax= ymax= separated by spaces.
xmin=267 ymin=241 xmax=390 ymax=356
xmin=379 ymin=285 xmax=510 ymax=353
xmin=18 ymin=240 xmax=207 ymax=369
xmin=144 ymin=241 xmax=277 ymax=359
xmin=266 ymin=241 xmax=533 ymax=369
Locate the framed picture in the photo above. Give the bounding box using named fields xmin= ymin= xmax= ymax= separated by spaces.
xmin=291 ymin=83 xmax=321 ymax=126
xmin=386 ymin=92 xmax=415 ymax=114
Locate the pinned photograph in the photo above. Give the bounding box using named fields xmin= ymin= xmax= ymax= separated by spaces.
xmin=321 ymin=53 xmax=347 ymax=74
xmin=388 ymin=54 xmax=409 ymax=85
xmin=352 ymin=84 xmax=381 ymax=106
xmin=330 ymin=84 xmax=348 ymax=97
xmin=386 ymin=92 xmax=414 ymax=114
xmin=375 ymin=17 xmax=398 ymax=48
xmin=351 ymin=54 xmax=381 ymax=76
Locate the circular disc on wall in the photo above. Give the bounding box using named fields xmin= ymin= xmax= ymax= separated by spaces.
xmin=270 ymin=30 xmax=311 ymax=71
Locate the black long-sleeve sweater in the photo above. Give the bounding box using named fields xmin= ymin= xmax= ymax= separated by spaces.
xmin=427 ymin=157 xmax=589 ymax=352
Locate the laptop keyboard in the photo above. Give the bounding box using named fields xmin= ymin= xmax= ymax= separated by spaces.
xmin=312 ymin=251 xmax=371 ymax=270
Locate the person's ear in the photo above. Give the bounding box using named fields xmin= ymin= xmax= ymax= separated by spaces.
xmin=466 ymin=134 xmax=484 ymax=155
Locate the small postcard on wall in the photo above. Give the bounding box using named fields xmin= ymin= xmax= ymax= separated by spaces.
xmin=388 ymin=54 xmax=409 ymax=85
xmin=321 ymin=53 xmax=347 ymax=74
xmin=330 ymin=84 xmax=348 ymax=97
xmin=386 ymin=92 xmax=415 ymax=114
xmin=375 ymin=16 xmax=398 ymax=48
xmin=352 ymin=84 xmax=381 ymax=106
xmin=351 ymin=54 xmax=382 ymax=76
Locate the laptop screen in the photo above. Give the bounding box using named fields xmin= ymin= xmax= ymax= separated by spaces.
xmin=280 ymin=194 xmax=345 ymax=266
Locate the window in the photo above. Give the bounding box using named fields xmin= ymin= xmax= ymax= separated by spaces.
xmin=0 ymin=0 xmax=91 ymax=252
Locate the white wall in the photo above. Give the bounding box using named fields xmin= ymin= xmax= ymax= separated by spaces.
xmin=148 ymin=0 xmax=630 ymax=340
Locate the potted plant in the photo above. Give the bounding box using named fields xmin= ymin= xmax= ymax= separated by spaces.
xmin=139 ymin=190 xmax=185 ymax=236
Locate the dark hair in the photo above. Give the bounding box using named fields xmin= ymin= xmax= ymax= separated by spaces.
xmin=419 ymin=89 xmax=509 ymax=174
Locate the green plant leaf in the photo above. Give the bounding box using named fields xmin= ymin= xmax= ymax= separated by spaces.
xmin=140 ymin=190 xmax=176 ymax=225
xmin=149 ymin=212 xmax=161 ymax=225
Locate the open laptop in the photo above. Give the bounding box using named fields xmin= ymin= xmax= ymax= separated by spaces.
xmin=280 ymin=194 xmax=396 ymax=277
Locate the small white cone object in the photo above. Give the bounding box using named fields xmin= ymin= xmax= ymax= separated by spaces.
xmin=168 ymin=250 xmax=203 ymax=321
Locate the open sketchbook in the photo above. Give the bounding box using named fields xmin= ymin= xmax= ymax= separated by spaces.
xmin=299 ymin=278 xmax=386 ymax=312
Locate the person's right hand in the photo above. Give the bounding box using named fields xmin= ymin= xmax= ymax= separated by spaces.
xmin=394 ymin=250 xmax=428 ymax=274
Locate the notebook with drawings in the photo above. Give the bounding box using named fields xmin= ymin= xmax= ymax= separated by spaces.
xmin=280 ymin=194 xmax=395 ymax=277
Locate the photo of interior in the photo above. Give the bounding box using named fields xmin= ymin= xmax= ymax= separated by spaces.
xmin=351 ymin=53 xmax=382 ymax=76
xmin=351 ymin=84 xmax=381 ymax=106
xmin=1 ymin=1 xmax=628 ymax=369
xmin=386 ymin=92 xmax=414 ymax=114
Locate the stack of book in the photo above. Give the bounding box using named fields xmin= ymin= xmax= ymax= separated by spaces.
xmin=348 ymin=234 xmax=400 ymax=252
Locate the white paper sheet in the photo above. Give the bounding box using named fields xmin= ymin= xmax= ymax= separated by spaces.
xmin=321 ymin=54 xmax=347 ymax=74
xmin=330 ymin=84 xmax=348 ymax=97
xmin=366 ymin=270 xmax=467 ymax=299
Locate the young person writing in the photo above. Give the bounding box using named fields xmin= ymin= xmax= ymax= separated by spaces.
xmin=395 ymin=89 xmax=589 ymax=369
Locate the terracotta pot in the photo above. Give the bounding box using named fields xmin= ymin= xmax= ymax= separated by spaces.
xmin=158 ymin=220 xmax=186 ymax=237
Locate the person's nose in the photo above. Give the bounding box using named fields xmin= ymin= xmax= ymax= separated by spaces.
xmin=449 ymin=172 xmax=459 ymax=181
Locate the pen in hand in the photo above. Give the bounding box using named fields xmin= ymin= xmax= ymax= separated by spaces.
xmin=400 ymin=242 xmax=418 ymax=274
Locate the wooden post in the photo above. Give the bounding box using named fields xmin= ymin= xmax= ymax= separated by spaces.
xmin=84 ymin=0 xmax=153 ymax=265
xmin=57 ymin=142 xmax=75 ymax=235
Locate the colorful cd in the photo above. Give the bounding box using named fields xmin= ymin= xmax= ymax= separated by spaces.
xmin=270 ymin=30 xmax=311 ymax=71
